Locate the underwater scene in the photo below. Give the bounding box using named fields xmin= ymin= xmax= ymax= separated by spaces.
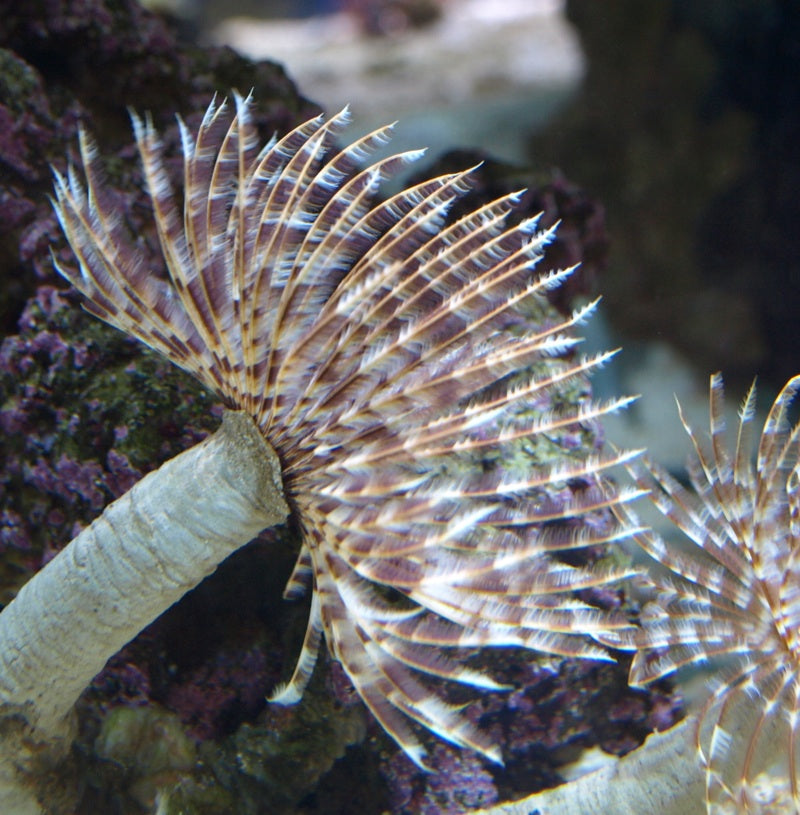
xmin=1 ymin=2 xmax=798 ymax=813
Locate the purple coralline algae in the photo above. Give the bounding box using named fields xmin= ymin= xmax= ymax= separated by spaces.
xmin=163 ymin=645 xmax=272 ymax=742
xmin=380 ymin=656 xmax=679 ymax=812
xmin=385 ymin=744 xmax=499 ymax=814
xmin=0 ymin=0 xmax=318 ymax=334
xmin=0 ymin=285 xmax=220 ymax=595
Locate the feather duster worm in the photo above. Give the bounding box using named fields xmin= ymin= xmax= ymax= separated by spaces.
xmin=0 ymin=95 xmax=640 ymax=778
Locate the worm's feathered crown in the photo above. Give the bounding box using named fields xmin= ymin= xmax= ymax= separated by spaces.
xmin=610 ymin=374 xmax=800 ymax=813
xmin=53 ymin=93 xmax=641 ymax=767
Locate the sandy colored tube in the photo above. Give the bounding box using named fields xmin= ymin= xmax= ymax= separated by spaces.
xmin=473 ymin=716 xmax=704 ymax=815
xmin=0 ymin=410 xmax=288 ymax=742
